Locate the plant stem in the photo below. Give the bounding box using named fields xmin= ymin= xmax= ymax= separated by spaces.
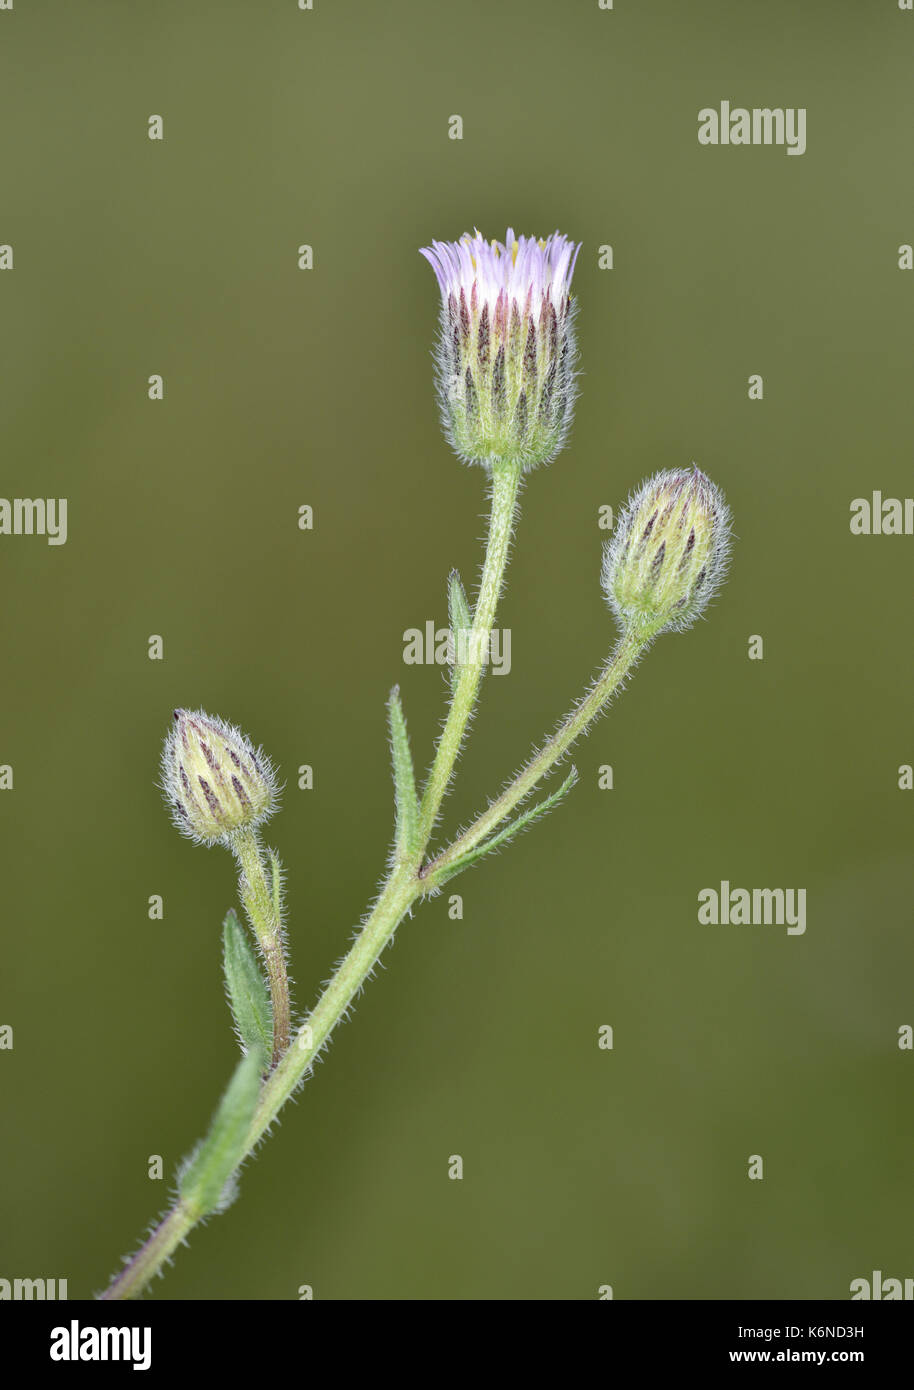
xmin=246 ymin=865 xmax=421 ymax=1150
xmin=100 ymin=1200 xmax=199 ymax=1302
xmin=101 ymin=632 xmax=650 ymax=1299
xmin=233 ymin=827 xmax=290 ymax=1066
xmin=102 ymin=461 xmax=594 ymax=1301
xmin=421 ymin=629 xmax=648 ymax=886
xmin=100 ymin=864 xmax=420 ymax=1300
xmin=101 ymin=467 xmax=523 ymax=1300
xmin=417 ymin=458 xmax=522 ymax=842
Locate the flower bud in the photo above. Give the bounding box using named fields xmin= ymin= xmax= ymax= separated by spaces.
xmin=420 ymin=228 xmax=580 ymax=471
xmin=602 ymin=467 xmax=732 ymax=640
xmin=162 ymin=709 xmax=279 ymax=846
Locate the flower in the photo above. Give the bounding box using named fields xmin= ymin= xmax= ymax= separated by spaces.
xmin=162 ymin=709 xmax=279 ymax=846
xmin=420 ymin=228 xmax=581 ymax=471
xmin=602 ymin=467 xmax=732 ymax=640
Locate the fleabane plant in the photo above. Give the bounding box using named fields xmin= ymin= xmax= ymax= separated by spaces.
xmin=161 ymin=709 xmax=289 ymax=1064
xmin=421 ymin=228 xmax=579 ymax=470
xmin=162 ymin=709 xmax=278 ymax=846
xmin=604 ymin=468 xmax=731 ymax=640
xmin=100 ymin=228 xmax=734 ymax=1300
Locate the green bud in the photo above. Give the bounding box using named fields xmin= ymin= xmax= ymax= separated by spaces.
xmin=603 ymin=467 xmax=732 ymax=640
xmin=162 ymin=708 xmax=279 ymax=846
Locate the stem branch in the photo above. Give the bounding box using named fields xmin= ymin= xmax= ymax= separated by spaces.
xmin=421 ymin=630 xmax=647 ymax=885
xmin=101 ymin=466 xmax=647 ymax=1301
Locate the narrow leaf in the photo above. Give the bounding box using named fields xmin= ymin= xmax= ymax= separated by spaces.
xmin=387 ymin=686 xmax=420 ymax=856
xmin=435 ymin=767 xmax=579 ymax=886
xmin=178 ymin=1047 xmax=263 ymax=1216
xmin=448 ymin=568 xmax=472 ymax=637
xmin=447 ymin=569 xmax=472 ymax=693
xmin=222 ymin=909 xmax=273 ymax=1059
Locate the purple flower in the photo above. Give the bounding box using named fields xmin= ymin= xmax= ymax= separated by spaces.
xmin=420 ymin=229 xmax=581 ymax=471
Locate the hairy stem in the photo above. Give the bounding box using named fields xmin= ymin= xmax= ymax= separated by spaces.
xmin=101 ymin=633 xmax=648 ymax=1299
xmin=100 ymin=1201 xmax=199 ymax=1302
xmin=105 ymin=462 xmax=639 ymax=1301
xmin=245 ymin=865 xmax=421 ymax=1149
xmin=233 ymin=828 xmax=290 ymax=1066
xmin=100 ymin=865 xmax=421 ymax=1299
xmin=421 ymin=629 xmax=647 ymax=886
xmin=417 ymin=458 xmax=522 ymax=841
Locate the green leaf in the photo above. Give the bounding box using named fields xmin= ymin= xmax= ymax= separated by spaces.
xmin=447 ymin=569 xmax=473 ymax=693
xmin=433 ymin=767 xmax=579 ymax=886
xmin=448 ymin=567 xmax=472 ymax=636
xmin=387 ymin=686 xmax=420 ymax=857
xmin=222 ymin=909 xmax=273 ymax=1059
xmin=178 ymin=1047 xmax=263 ymax=1216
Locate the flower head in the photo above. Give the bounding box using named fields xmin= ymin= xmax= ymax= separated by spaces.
xmin=602 ymin=467 xmax=732 ymax=640
xmin=421 ymin=228 xmax=581 ymax=471
xmin=162 ymin=709 xmax=279 ymax=846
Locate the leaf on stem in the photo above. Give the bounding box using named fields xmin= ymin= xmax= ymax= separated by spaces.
xmin=222 ymin=909 xmax=274 ymax=1059
xmin=178 ymin=1046 xmax=263 ymax=1217
xmin=387 ymin=686 xmax=420 ymax=857
xmin=447 ymin=568 xmax=473 ymax=693
xmin=431 ymin=767 xmax=579 ymax=886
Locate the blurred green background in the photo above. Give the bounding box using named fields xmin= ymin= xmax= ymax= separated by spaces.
xmin=1 ymin=0 xmax=912 ymax=1300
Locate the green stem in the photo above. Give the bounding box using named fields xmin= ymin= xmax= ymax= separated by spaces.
xmin=246 ymin=866 xmax=420 ymax=1150
xmin=100 ymin=864 xmax=420 ymax=1300
xmin=233 ymin=827 xmax=290 ymax=1066
xmin=101 ymin=632 xmax=650 ymax=1299
xmin=101 ymin=463 xmax=524 ymax=1302
xmin=100 ymin=1200 xmax=199 ymax=1302
xmin=421 ymin=629 xmax=647 ymax=887
xmin=100 ymin=460 xmax=579 ymax=1301
xmin=417 ymin=458 xmax=522 ymax=842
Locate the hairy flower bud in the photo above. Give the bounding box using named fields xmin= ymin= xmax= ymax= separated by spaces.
xmin=420 ymin=228 xmax=580 ymax=471
xmin=603 ymin=467 xmax=732 ymax=640
xmin=162 ymin=709 xmax=279 ymax=846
